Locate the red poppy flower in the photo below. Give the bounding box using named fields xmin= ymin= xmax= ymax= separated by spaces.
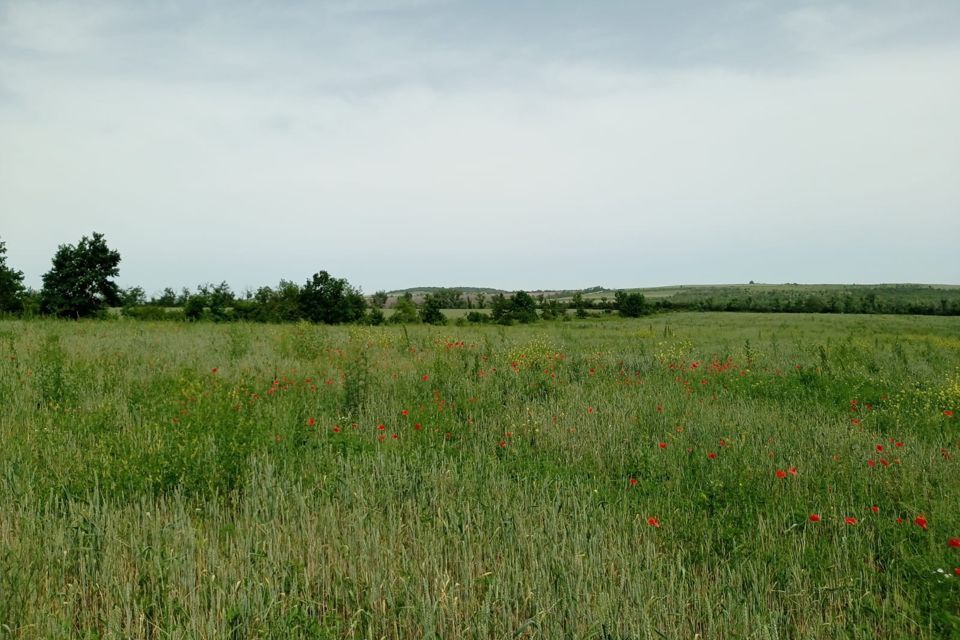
xmin=658 ymin=442 xmax=668 ymax=449
xmin=945 ymin=410 xmax=954 ymax=417
xmin=647 ymin=517 xmax=660 ymax=528
xmin=414 ymin=423 xmax=422 ymax=430
xmin=707 ymin=452 xmax=717 ymax=459
xmin=498 ymin=440 xmax=506 ymax=448
xmin=851 ymin=419 xmax=861 ymax=426
xmin=915 ymin=516 xmax=928 ymax=530
xmin=306 ymin=417 xmax=316 ymax=427
xmin=401 ymin=409 xmax=409 ymax=416
xmin=955 ymin=567 xmax=960 ymax=576
xmin=587 ymin=407 xmax=595 ymax=414
xmin=809 ymin=514 xmax=821 ymax=522
xmin=422 ymin=374 xmax=429 ymax=382
xmin=391 ymin=433 xmax=398 ymax=440
xmin=332 ymin=426 xmax=341 ymax=433
xmin=377 ymin=424 xmax=385 ymax=431
xmin=870 ymin=505 xmax=879 ymax=514
xmin=844 ymin=517 xmax=858 ymax=525
xmin=775 ymin=470 xmax=787 ymax=479
xmin=876 ymin=445 xmax=884 ymax=452
xmin=211 ymin=367 xmax=218 ymax=374
xmin=788 ymin=467 xmax=798 ymax=476
xmin=629 ymin=478 xmax=638 ymax=487
xmin=867 ymin=460 xmax=876 ymax=468
xmin=947 ymin=537 xmax=960 ymax=548
xmin=896 ymin=517 xmax=904 ymax=524
xmin=895 ymin=441 xmax=904 ymax=448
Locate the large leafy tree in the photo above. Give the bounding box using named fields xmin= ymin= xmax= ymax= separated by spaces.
xmin=0 ymin=239 xmax=26 ymax=313
xmin=299 ymin=271 xmax=366 ymax=324
xmin=40 ymin=232 xmax=122 ymax=318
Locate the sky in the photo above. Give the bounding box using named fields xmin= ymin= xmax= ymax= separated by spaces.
xmin=1 ymin=0 xmax=958 ymax=295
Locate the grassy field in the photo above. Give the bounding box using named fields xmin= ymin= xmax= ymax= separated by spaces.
xmin=1 ymin=313 xmax=959 ymax=638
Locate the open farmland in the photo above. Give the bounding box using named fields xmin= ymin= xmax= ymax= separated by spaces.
xmin=1 ymin=313 xmax=959 ymax=638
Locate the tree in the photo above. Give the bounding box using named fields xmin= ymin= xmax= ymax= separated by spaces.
xmin=151 ymin=287 xmax=178 ymax=307
xmin=490 ymin=293 xmax=512 ymax=324
xmin=572 ymin=292 xmax=588 ymax=319
xmin=432 ymin=288 xmax=465 ymax=309
xmin=206 ymin=281 xmax=235 ymax=321
xmin=120 ymin=286 xmax=146 ymax=308
xmin=490 ymin=291 xmax=539 ymax=324
xmin=419 ymin=294 xmax=447 ymax=325
xmin=510 ymin=291 xmax=539 ymax=323
xmin=540 ymin=298 xmax=564 ymax=320
xmin=299 ymin=271 xmax=366 ymax=324
xmin=0 ymin=239 xmax=25 ymax=313
xmin=389 ymin=293 xmax=419 ymax=324
xmin=40 ymin=232 xmax=122 ymax=318
xmin=250 ymin=280 xmax=302 ymax=323
xmin=615 ymin=291 xmax=648 ymax=318
xmin=370 ymin=290 xmax=389 ymax=309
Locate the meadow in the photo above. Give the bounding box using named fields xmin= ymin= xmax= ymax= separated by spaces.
xmin=0 ymin=313 xmax=958 ymax=638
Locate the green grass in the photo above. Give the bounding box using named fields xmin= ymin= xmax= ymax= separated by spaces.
xmin=1 ymin=314 xmax=959 ymax=638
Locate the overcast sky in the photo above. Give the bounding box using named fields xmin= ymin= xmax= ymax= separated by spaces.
xmin=1 ymin=0 xmax=958 ymax=294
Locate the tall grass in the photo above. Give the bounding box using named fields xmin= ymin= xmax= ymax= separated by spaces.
xmin=0 ymin=313 xmax=958 ymax=638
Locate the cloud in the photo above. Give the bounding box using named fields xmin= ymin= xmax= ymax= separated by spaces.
xmin=1 ymin=1 xmax=958 ymax=291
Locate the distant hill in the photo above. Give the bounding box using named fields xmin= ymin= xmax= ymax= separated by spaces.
xmin=386 ymin=283 xmax=960 ymax=300
xmin=375 ymin=283 xmax=960 ymax=315
xmin=385 ymin=286 xmax=509 ymax=296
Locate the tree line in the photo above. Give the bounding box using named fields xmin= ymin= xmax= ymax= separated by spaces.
xmin=0 ymin=232 xmax=653 ymax=324
xmin=2 ymin=232 xmax=957 ymax=322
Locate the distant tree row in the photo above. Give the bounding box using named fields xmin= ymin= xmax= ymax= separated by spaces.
xmin=653 ymin=291 xmax=960 ymax=316
xmin=2 ymin=233 xmax=958 ymax=321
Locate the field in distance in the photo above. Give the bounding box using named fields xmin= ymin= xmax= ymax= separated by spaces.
xmin=0 ymin=313 xmax=958 ymax=638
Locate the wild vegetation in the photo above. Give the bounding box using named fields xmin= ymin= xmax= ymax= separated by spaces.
xmin=1 ymin=313 xmax=958 ymax=638
xmin=3 ymin=234 xmax=959 ymax=323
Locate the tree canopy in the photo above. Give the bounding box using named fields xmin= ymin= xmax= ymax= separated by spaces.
xmin=615 ymin=291 xmax=649 ymax=317
xmin=0 ymin=239 xmax=26 ymax=313
xmin=40 ymin=232 xmax=121 ymax=318
xmin=299 ymin=271 xmax=366 ymax=324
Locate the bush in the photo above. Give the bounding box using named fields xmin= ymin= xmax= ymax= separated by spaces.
xmin=466 ymin=311 xmax=489 ymax=324
xmin=122 ymin=305 xmax=184 ymax=321
xmin=367 ymin=308 xmax=386 ymax=325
